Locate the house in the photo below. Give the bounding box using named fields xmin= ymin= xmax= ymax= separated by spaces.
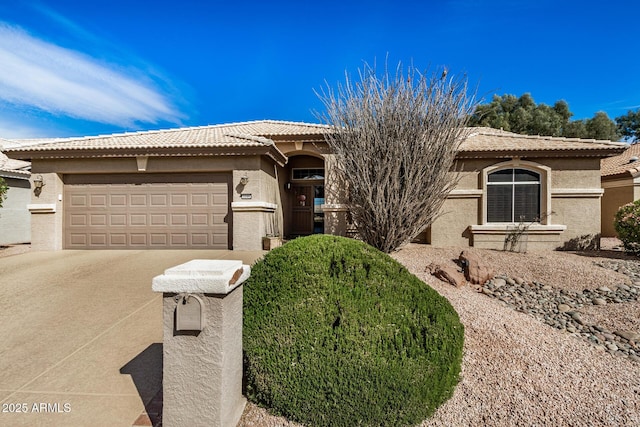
xmin=5 ymin=121 xmax=625 ymax=251
xmin=0 ymin=142 xmax=31 ymax=245
xmin=600 ymin=142 xmax=639 ymax=237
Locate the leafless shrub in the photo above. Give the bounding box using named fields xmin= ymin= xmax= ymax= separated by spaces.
xmin=315 ymin=61 xmax=476 ymax=253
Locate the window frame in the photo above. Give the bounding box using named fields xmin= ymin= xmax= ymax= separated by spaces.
xmin=487 ymin=168 xmax=541 ymax=223
xmin=481 ymin=160 xmax=551 ymax=225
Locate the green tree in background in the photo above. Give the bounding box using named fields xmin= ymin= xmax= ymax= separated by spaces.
xmin=470 ymin=93 xmax=621 ymax=140
xmin=586 ymin=111 xmax=620 ymax=141
xmin=616 ymin=109 xmax=640 ymax=141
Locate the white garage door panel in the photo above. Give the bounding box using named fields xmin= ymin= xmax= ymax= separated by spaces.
xmin=64 ymin=177 xmax=230 ymax=249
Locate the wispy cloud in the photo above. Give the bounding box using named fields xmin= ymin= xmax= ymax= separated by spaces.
xmin=0 ymin=117 xmax=51 ymax=139
xmin=0 ymin=22 xmax=185 ymax=127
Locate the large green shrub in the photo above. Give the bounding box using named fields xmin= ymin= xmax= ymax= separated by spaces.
xmin=243 ymin=235 xmax=464 ymax=427
xmin=614 ymin=200 xmax=640 ymax=255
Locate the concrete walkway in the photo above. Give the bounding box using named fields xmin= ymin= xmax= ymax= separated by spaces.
xmin=0 ymin=249 xmax=264 ymax=427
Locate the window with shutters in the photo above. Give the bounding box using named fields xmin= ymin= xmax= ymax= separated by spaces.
xmin=486 ymin=168 xmax=540 ymax=223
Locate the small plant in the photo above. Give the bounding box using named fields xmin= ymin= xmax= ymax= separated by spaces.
xmin=244 ymin=235 xmax=464 ymax=427
xmin=614 ymin=201 xmax=640 ymax=255
xmin=0 ymin=177 xmax=8 ymax=208
xmin=503 ymin=212 xmax=553 ymax=253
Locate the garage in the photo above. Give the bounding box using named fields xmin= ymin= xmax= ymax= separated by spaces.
xmin=64 ymin=173 xmax=231 ymax=249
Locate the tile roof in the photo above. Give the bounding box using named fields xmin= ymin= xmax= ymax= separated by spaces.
xmin=601 ymin=142 xmax=640 ymax=178
xmin=459 ymin=127 xmax=627 ymax=155
xmin=5 ymin=120 xmax=330 ymax=153
xmin=3 ymin=121 xmax=625 ymax=160
xmin=0 ymin=150 xmax=30 ymax=178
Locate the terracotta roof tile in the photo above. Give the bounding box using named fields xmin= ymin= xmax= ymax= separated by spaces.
xmin=4 ymin=121 xmax=625 ymax=160
xmin=0 ymin=150 xmax=30 ymax=177
xmin=5 ymin=120 xmax=330 ymax=153
xmin=601 ymin=142 xmax=640 ymax=178
xmin=460 ymin=127 xmax=626 ymax=154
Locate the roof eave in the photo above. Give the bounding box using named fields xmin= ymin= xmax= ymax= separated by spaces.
xmin=7 ymin=145 xmax=288 ymax=166
xmin=457 ymin=148 xmax=627 ymax=159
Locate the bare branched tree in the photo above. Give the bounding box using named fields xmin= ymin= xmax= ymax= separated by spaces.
xmin=315 ymin=62 xmax=476 ymax=253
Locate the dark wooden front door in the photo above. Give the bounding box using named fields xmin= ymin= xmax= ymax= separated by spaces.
xmin=291 ymin=185 xmax=314 ymax=236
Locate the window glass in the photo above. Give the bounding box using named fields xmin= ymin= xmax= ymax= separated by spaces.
xmin=293 ymin=168 xmax=324 ymax=180
xmin=487 ymin=167 xmax=541 ymax=223
xmin=514 ymin=169 xmax=540 ymax=182
xmin=514 ymin=184 xmax=540 ymax=221
xmin=487 ymin=169 xmax=513 ymax=183
xmin=487 ymin=185 xmax=513 ymax=222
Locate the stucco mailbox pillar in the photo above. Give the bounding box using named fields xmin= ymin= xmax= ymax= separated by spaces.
xmin=152 ymin=259 xmax=251 ymax=427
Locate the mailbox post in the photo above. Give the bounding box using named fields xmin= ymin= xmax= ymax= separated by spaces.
xmin=152 ymin=260 xmax=251 ymax=427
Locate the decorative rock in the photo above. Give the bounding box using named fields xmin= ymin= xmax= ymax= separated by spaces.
xmin=459 ymin=250 xmax=495 ymax=285
xmin=428 ymin=263 xmax=466 ymax=288
xmin=570 ymin=313 xmax=585 ymax=325
xmin=473 ymin=263 xmax=640 ymax=363
xmin=493 ymin=278 xmax=507 ymax=288
xmin=615 ymin=330 xmax=640 ymax=342
xmin=606 ymin=343 xmax=619 ymax=351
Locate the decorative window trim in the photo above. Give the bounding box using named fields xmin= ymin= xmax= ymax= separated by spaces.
xmin=481 ymin=160 xmax=552 ymax=225
xmin=551 ymin=188 xmax=604 ymax=198
xmin=470 ymin=223 xmax=566 ymax=235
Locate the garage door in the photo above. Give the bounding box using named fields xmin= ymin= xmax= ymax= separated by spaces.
xmin=64 ymin=174 xmax=231 ymax=249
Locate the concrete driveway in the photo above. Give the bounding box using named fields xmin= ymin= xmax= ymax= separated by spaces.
xmin=0 ymin=249 xmax=264 ymax=427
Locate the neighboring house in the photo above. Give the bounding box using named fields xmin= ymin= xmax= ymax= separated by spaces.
xmin=600 ymin=142 xmax=639 ymax=237
xmin=5 ymin=121 xmax=625 ymax=251
xmin=0 ymin=145 xmax=31 ymax=245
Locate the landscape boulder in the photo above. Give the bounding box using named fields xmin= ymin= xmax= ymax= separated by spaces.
xmin=459 ymin=250 xmax=495 ymax=285
xmin=426 ymin=263 xmax=466 ymax=288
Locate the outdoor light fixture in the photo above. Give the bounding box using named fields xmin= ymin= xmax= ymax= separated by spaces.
xmin=33 ymin=175 xmax=45 ymax=196
xmin=285 ymin=182 xmax=292 ymax=191
xmin=240 ymin=175 xmax=249 ymax=186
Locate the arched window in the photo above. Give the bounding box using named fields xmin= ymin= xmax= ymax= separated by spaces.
xmin=487 ymin=168 xmax=540 ymax=223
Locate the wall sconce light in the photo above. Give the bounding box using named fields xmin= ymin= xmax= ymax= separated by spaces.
xmin=33 ymin=174 xmax=45 ymax=197
xmin=285 ymin=182 xmax=292 ymax=191
xmin=240 ymin=175 xmax=249 ymax=186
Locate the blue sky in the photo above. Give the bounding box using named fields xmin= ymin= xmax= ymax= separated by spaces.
xmin=0 ymin=0 xmax=638 ymax=138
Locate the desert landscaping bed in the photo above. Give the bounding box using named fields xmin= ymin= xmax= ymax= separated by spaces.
xmin=239 ymin=244 xmax=639 ymax=426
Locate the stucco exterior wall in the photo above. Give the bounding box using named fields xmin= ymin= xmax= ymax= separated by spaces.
xmin=231 ymin=158 xmax=281 ymax=250
xmin=28 ymin=172 xmax=64 ymax=250
xmin=601 ymin=179 xmax=634 ymax=237
xmin=428 ymin=157 xmax=604 ymax=250
xmin=0 ymin=177 xmax=31 ymax=245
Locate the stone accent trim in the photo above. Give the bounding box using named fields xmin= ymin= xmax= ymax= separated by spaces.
xmin=551 ymin=188 xmax=604 ymax=198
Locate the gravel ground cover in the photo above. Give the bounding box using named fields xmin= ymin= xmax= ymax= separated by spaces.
xmin=240 ymin=244 xmax=640 ymax=426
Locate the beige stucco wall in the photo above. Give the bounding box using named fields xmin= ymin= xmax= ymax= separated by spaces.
xmin=231 ymin=157 xmax=282 ymax=250
xmin=428 ymin=157 xmax=604 ymax=250
xmin=28 ymin=172 xmax=64 ymax=250
xmin=0 ymin=177 xmax=31 ymax=245
xmin=601 ymin=178 xmax=634 ymax=237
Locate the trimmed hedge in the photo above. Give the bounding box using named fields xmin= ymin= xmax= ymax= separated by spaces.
xmin=614 ymin=200 xmax=640 ymax=255
xmin=243 ymin=235 xmax=464 ymax=426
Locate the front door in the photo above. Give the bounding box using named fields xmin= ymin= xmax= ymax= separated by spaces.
xmin=290 ymin=185 xmax=324 ymax=236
